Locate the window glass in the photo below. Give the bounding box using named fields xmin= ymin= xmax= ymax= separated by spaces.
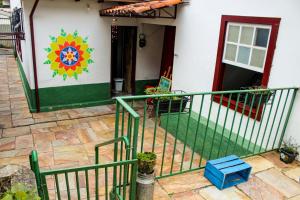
xmin=250 ymin=48 xmax=266 ymax=68
xmin=224 ymin=44 xmax=237 ymax=61
xmin=227 ymin=25 xmax=240 ymax=43
xmin=223 ymin=23 xmax=271 ymax=72
xmin=237 ymin=46 xmax=251 ymax=65
xmin=240 ymin=26 xmax=254 ymax=45
xmin=254 ymin=28 xmax=270 ymax=47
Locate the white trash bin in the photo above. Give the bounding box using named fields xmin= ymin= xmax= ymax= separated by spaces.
xmin=114 ymin=78 xmax=124 ymax=92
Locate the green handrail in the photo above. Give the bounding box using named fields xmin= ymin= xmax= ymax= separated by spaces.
xmin=119 ymin=87 xmax=298 ymax=100
xmin=95 ymin=136 xmax=130 ymax=164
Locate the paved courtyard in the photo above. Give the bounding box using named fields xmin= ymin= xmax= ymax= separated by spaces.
xmin=0 ymin=55 xmax=300 ymax=199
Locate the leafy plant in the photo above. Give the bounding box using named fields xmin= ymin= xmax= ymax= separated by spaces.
xmin=145 ymin=87 xmax=181 ymax=101
xmin=281 ymin=137 xmax=300 ymax=155
xmin=245 ymin=86 xmax=272 ymax=95
xmin=0 ymin=183 xmax=40 ymax=200
xmin=137 ymin=152 xmax=157 ymax=174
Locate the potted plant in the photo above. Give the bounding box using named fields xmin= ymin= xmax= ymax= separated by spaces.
xmin=136 ymin=152 xmax=157 ymax=200
xmin=243 ymin=86 xmax=274 ymax=108
xmin=145 ymin=87 xmax=188 ymax=113
xmin=279 ymin=137 xmax=299 ymax=164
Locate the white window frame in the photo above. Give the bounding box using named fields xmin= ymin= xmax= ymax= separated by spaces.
xmin=222 ymin=22 xmax=272 ymax=73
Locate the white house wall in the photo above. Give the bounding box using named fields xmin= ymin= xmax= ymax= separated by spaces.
xmin=136 ymin=24 xmax=164 ymax=81
xmin=168 ymin=0 xmax=300 ymax=154
xmin=22 ymin=0 xmax=163 ymax=89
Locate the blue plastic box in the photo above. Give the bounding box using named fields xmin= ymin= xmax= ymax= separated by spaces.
xmin=204 ymin=155 xmax=252 ymax=190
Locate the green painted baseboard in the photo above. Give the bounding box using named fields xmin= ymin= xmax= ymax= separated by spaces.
xmin=17 ymin=58 xmax=158 ymax=112
xmin=38 ymin=83 xmax=112 ymax=112
xmin=16 ymin=57 xmax=36 ymax=111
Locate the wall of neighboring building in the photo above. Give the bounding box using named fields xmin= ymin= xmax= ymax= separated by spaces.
xmin=20 ymin=0 xmax=164 ymax=111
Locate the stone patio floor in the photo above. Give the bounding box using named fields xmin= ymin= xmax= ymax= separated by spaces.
xmin=0 ymin=55 xmax=300 ymax=199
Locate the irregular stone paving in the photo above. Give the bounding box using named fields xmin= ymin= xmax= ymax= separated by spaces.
xmin=0 ymin=55 xmax=300 ymax=199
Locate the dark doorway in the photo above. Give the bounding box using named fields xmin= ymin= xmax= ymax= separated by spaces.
xmin=111 ymin=26 xmax=137 ymax=96
xmin=160 ymin=26 xmax=176 ymax=79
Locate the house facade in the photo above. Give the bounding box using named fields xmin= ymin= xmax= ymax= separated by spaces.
xmin=10 ymin=0 xmax=300 ymax=154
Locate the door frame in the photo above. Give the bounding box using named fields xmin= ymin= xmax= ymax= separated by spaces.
xmin=110 ymin=26 xmax=137 ymax=96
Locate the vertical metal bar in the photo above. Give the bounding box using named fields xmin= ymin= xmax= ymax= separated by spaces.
xmin=75 ymin=171 xmax=81 ymax=200
xmin=265 ymin=90 xmax=283 ymax=150
xmin=278 ymin=89 xmax=298 ymax=147
xmin=29 ymin=151 xmax=44 ymax=199
xmin=246 ymin=93 xmax=263 ymax=151
xmin=95 ymin=145 xmax=99 ymax=200
xmin=85 ymin=170 xmax=90 ymax=200
xmin=252 ymin=92 xmax=271 ymax=154
xmin=272 ymin=89 xmax=290 ymax=149
xmin=208 ymin=94 xmax=223 ymax=160
xmin=180 ymin=96 xmax=194 ymax=171
xmin=216 ymin=94 xmax=232 ymax=158
xmin=190 ymin=95 xmax=204 ymax=169
xmin=127 ymin=115 xmax=133 ymax=151
xmin=123 ymin=163 xmax=128 ymax=199
xmin=119 ymin=107 xmax=125 ymax=194
xmin=129 ymin=117 xmax=140 ymax=200
xmin=141 ymin=99 xmax=147 ymax=152
xmin=64 ymin=172 xmax=71 ymax=200
xmin=240 ymin=93 xmax=256 ymax=151
xmin=160 ymin=99 xmax=172 ymax=176
xmin=232 ymin=93 xmax=249 ymax=153
xmin=54 ymin=174 xmax=61 ymax=200
xmin=199 ymin=94 xmax=214 ymax=167
xmin=152 ymin=99 xmax=160 ymax=152
xmin=113 ymin=101 xmax=120 ymax=196
xmin=224 ymin=93 xmax=241 ymax=156
xmin=259 ymin=91 xmax=277 ymax=152
xmin=125 ymin=115 xmax=133 ymax=186
xmin=105 ymin=167 xmax=108 ymax=200
xmin=40 ymin=175 xmax=49 ymax=200
xmin=170 ymin=98 xmax=184 ymax=174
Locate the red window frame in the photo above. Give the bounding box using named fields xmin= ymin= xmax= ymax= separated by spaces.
xmin=212 ymin=15 xmax=281 ymax=120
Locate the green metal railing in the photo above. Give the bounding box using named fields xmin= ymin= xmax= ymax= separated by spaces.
xmin=30 ymin=137 xmax=137 ymax=200
xmin=29 ymin=87 xmax=298 ymax=199
xmin=29 ymin=94 xmax=141 ymax=200
xmin=115 ymin=87 xmax=298 ymax=179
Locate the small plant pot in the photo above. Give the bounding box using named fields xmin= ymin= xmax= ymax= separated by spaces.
xmin=138 ymin=152 xmax=156 ymax=174
xmin=279 ymin=148 xmax=299 ymax=164
xmin=153 ymin=97 xmax=188 ymax=114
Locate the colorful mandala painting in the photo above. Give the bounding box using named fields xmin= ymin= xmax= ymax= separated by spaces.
xmin=44 ymin=29 xmax=94 ymax=80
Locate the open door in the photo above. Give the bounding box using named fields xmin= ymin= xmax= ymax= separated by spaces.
xmin=111 ymin=26 xmax=137 ymax=96
xmin=160 ymin=26 xmax=176 ymax=79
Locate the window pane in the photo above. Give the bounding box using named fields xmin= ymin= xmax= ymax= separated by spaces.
xmin=227 ymin=25 xmax=240 ymax=43
xmin=254 ymin=28 xmax=270 ymax=47
xmin=250 ymin=48 xmax=266 ymax=68
xmin=237 ymin=46 xmax=251 ymax=65
xmin=240 ymin=26 xmax=254 ymax=45
xmin=224 ymin=43 xmax=237 ymax=61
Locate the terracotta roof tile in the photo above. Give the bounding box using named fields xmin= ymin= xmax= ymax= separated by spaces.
xmin=100 ymin=0 xmax=182 ymax=16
